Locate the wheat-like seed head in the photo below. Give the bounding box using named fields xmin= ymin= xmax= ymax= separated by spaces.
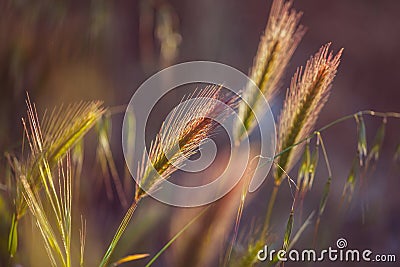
xmin=275 ymin=43 xmax=343 ymax=184
xmin=236 ymin=0 xmax=305 ymax=141
xmin=6 ymin=97 xmax=104 ymax=261
xmin=135 ymin=85 xmax=239 ymax=201
xmin=17 ymin=96 xmax=105 ymax=215
xmin=250 ymin=0 xmax=304 ymax=100
xmin=13 ymin=96 xmax=104 ymax=265
xmin=23 ymin=96 xmax=105 ymax=167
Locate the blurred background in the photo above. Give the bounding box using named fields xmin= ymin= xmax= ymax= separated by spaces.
xmin=0 ymin=0 xmax=399 ymax=266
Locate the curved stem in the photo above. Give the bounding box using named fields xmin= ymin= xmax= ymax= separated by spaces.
xmin=255 ymin=110 xmax=400 ymax=240
xmin=274 ymin=110 xmax=400 ymax=160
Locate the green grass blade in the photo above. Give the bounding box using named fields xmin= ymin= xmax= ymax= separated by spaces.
xmin=8 ymin=214 xmax=18 ymax=258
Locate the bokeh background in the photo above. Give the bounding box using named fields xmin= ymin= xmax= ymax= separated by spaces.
xmin=0 ymin=0 xmax=399 ymax=266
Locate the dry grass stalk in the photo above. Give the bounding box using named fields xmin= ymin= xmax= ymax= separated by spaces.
xmin=236 ymin=0 xmax=305 ymax=141
xmin=135 ymin=85 xmax=239 ymax=201
xmin=275 ymin=43 xmax=343 ymax=184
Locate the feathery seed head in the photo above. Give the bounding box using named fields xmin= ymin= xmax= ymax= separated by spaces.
xmin=135 ymin=85 xmax=239 ymax=201
xmin=235 ymin=0 xmax=305 ymax=142
xmin=275 ymin=43 xmax=343 ymax=184
xmin=18 ymin=96 xmax=105 ymax=215
xmin=23 ymin=95 xmax=105 ymax=167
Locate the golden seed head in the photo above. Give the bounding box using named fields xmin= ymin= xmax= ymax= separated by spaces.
xmin=275 ymin=43 xmax=343 ymax=183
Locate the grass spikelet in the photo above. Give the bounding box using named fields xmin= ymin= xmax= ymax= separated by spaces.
xmin=40 ymin=99 xmax=106 ymax=166
xmin=367 ymin=118 xmax=386 ymax=162
xmin=355 ymin=114 xmax=367 ymax=166
xmin=342 ymin=157 xmax=359 ymax=203
xmin=135 ymin=85 xmax=239 ymax=201
xmin=297 ymin=139 xmax=319 ymax=198
xmin=282 ymin=207 xmax=294 ymax=251
xmin=307 ymin=140 xmax=319 ymax=191
xmin=20 ymin=96 xmax=105 ymax=198
xmin=268 ymin=206 xmax=295 ymax=265
xmin=319 ymin=176 xmax=332 ymax=217
xmin=275 ymin=44 xmax=343 ymax=184
xmin=297 ymin=140 xmax=311 ymax=191
xmin=236 ymin=0 xmax=305 ymax=141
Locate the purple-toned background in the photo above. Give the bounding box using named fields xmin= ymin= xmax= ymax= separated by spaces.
xmin=1 ymin=0 xmax=399 ymax=266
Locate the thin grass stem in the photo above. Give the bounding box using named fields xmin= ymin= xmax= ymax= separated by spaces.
xmin=99 ymin=199 xmax=140 ymax=267
xmin=144 ymin=207 xmax=210 ymax=267
xmin=262 ymin=183 xmax=279 ymax=236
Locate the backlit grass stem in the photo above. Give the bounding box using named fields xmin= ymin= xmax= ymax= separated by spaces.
xmin=99 ymin=200 xmax=139 ymax=267
xmin=101 ymin=85 xmax=238 ymax=265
